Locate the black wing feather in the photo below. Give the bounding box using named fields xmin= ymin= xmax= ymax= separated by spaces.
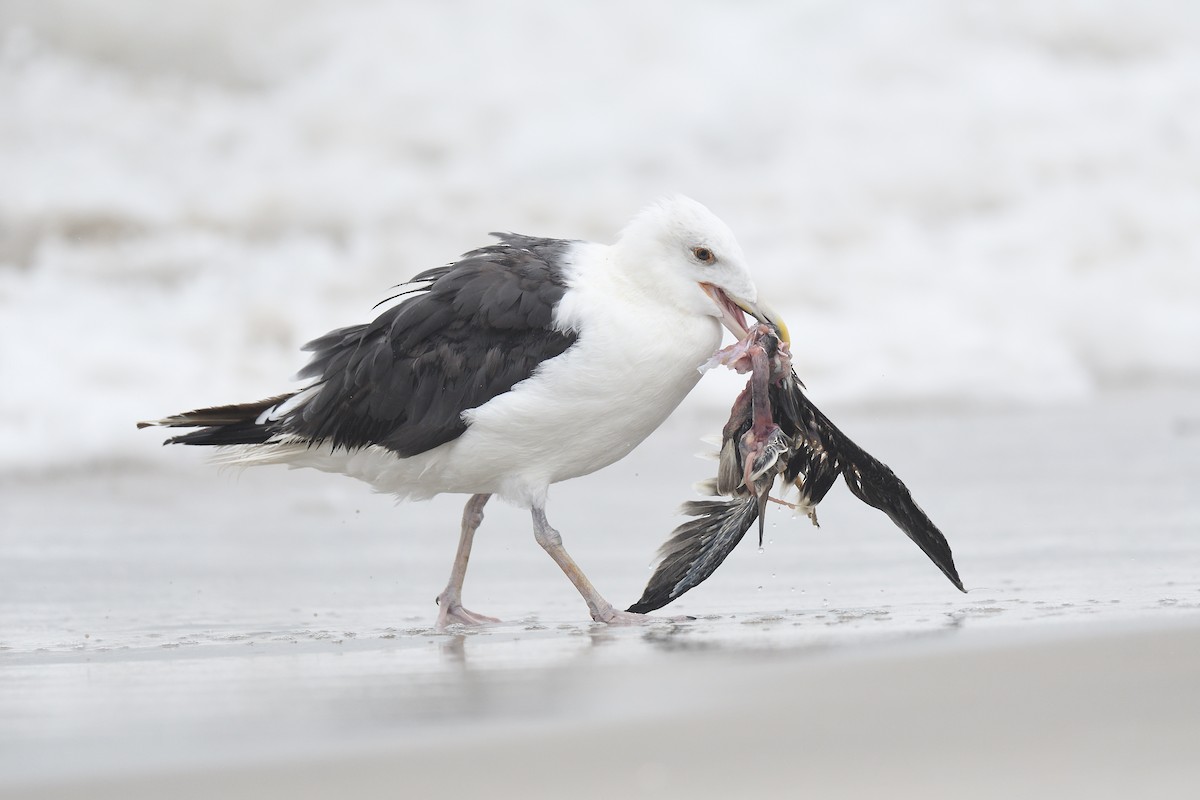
xmin=785 ymin=384 xmax=964 ymax=593
xmin=627 ymin=498 xmax=760 ymax=614
xmin=289 ymin=235 xmax=578 ymax=456
xmin=145 ymin=234 xmax=579 ymax=457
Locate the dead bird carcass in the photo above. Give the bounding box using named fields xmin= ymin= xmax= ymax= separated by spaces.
xmin=629 ymin=325 xmax=966 ymax=613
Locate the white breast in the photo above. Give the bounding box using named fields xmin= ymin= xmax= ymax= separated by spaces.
xmin=455 ymin=268 xmax=721 ymax=502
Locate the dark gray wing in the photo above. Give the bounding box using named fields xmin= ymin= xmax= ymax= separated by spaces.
xmin=286 ymin=234 xmax=579 ymax=456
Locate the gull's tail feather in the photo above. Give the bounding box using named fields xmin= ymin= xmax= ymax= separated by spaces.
xmin=137 ymin=393 xmax=297 ymax=447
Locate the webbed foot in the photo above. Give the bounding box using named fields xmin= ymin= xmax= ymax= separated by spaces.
xmin=435 ymin=594 xmax=501 ymax=628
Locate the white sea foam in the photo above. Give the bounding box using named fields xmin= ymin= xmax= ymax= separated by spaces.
xmin=2 ymin=1 xmax=1199 ymax=470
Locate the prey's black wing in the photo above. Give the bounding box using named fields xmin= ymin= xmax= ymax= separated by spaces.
xmin=793 ymin=388 xmax=965 ymax=593
xmin=629 ymin=372 xmax=965 ymax=613
xmin=627 ymin=498 xmax=760 ymax=614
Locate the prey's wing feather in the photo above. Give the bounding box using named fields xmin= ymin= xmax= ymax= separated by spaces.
xmin=626 ymin=498 xmax=760 ymax=614
xmin=812 ymin=411 xmax=966 ymax=592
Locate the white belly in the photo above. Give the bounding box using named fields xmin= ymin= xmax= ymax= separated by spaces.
xmin=448 ymin=306 xmax=723 ymax=502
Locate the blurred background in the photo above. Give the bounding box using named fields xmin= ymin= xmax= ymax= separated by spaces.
xmin=2 ymin=0 xmax=1198 ymax=473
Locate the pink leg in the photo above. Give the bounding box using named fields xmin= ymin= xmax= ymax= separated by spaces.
xmin=435 ymin=493 xmax=500 ymax=628
xmin=531 ymin=506 xmax=689 ymax=625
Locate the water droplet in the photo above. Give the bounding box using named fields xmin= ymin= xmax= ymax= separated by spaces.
xmin=757 ymin=546 xmax=764 ymax=554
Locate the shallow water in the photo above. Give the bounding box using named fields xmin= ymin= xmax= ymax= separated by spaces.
xmin=2 ymin=389 xmax=1199 ymax=786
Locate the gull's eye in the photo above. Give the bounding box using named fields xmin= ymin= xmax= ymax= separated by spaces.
xmin=692 ymin=246 xmax=715 ymax=264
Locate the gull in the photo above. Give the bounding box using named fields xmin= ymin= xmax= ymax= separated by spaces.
xmin=139 ymin=196 xmax=783 ymax=626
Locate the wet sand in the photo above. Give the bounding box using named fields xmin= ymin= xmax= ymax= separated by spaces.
xmin=2 ymin=389 xmax=1199 ymax=798
xmin=11 ymin=621 xmax=1200 ymax=800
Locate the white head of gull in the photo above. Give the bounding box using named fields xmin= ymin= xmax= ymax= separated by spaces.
xmin=140 ymin=196 xmax=786 ymax=626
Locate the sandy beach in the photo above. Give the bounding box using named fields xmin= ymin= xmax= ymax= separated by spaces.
xmin=10 ymin=622 xmax=1200 ymax=800
xmin=3 ymin=389 xmax=1199 ymax=799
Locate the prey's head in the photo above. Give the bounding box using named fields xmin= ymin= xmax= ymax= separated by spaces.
xmin=617 ymin=195 xmax=789 ymax=344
